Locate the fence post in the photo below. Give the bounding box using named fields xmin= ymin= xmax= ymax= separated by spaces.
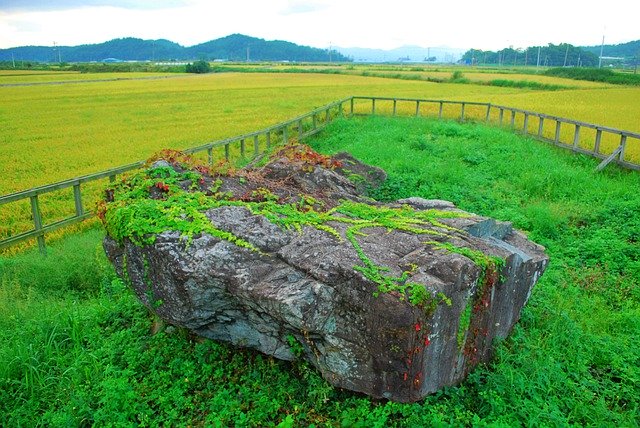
xmin=224 ymin=143 xmax=230 ymax=161
xmin=325 ymin=107 xmax=330 ymax=123
xmin=298 ymin=119 xmax=303 ymax=140
xmin=312 ymin=113 xmax=317 ymax=130
xmin=73 ymin=183 xmax=84 ymax=216
xmin=499 ymin=108 xmax=504 ymax=125
xmin=523 ymin=113 xmax=529 ymax=135
xmin=207 ymin=147 xmax=213 ymax=167
xmin=537 ymin=116 xmax=544 ymax=138
xmin=30 ymin=195 xmax=46 ymax=255
xmin=393 ymin=99 xmax=397 ymax=116
xmin=554 ymin=121 xmax=561 ymax=144
xmin=619 ymin=134 xmax=627 ymax=161
xmin=350 ymin=98 xmax=354 ymax=115
xmin=438 ymin=102 xmax=443 ymax=119
xmin=283 ymin=126 xmax=288 ymax=144
xmin=372 ymin=98 xmax=376 ymax=114
xmin=338 ymin=102 xmax=344 ymax=117
xmin=415 ymin=100 xmax=420 ymax=117
xmin=594 ymin=129 xmax=602 ymax=154
xmin=266 ymin=131 xmax=271 ymax=149
xmin=510 ymin=110 xmax=516 ymax=129
xmin=254 ymin=135 xmax=260 ymax=155
xmin=240 ymin=139 xmax=246 ymax=157
xmin=460 ymin=103 xmax=465 ymax=121
xmin=485 ymin=104 xmax=491 ymax=123
xmin=572 ymin=125 xmax=581 ymax=151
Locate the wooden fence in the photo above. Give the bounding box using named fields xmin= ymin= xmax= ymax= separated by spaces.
xmin=1 ymin=95 xmax=638 ymax=254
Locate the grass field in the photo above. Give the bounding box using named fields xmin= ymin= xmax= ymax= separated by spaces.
xmin=349 ymin=68 xmax=611 ymax=89
xmin=1 ymin=116 xmax=638 ymax=426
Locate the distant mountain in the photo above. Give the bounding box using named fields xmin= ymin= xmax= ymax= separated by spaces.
xmin=335 ymin=45 xmax=466 ymax=63
xmin=0 ymin=34 xmax=350 ymax=63
xmin=188 ymin=34 xmax=345 ymax=62
xmin=581 ymin=40 xmax=640 ymax=59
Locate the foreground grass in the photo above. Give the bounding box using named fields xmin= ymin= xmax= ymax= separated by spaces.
xmin=1 ymin=116 xmax=639 ymax=426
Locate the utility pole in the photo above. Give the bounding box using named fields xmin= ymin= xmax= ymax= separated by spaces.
xmin=328 ymin=41 xmax=332 ymax=63
xmin=598 ymin=34 xmax=605 ymax=68
xmin=563 ymin=44 xmax=569 ymax=67
xmin=12 ymin=52 xmax=15 ymax=68
xmin=536 ymin=45 xmax=541 ymax=69
xmin=246 ymin=44 xmax=250 ymax=62
xmin=53 ymin=41 xmax=61 ymax=63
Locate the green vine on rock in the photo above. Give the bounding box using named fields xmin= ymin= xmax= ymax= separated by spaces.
xmin=424 ymin=241 xmax=505 ymax=291
xmin=100 ymin=149 xmax=501 ymax=315
xmin=425 ymin=240 xmax=506 ymax=350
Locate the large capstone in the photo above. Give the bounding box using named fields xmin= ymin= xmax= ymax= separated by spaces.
xmin=102 ymin=145 xmax=548 ymax=403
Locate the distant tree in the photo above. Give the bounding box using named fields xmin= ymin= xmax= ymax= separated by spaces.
xmin=582 ymin=39 xmax=640 ymax=59
xmin=186 ymin=60 xmax=211 ymax=73
xmin=462 ymin=44 xmax=598 ymax=67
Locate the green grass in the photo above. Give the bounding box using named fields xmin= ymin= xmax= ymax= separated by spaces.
xmin=1 ymin=116 xmax=639 ymax=426
xmin=544 ymin=67 xmax=640 ymax=86
xmin=487 ymin=78 xmax=568 ymax=90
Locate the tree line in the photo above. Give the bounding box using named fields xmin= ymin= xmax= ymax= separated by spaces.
xmin=461 ymin=44 xmax=599 ymax=67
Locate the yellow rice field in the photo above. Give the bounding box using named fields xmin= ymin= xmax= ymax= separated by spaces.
xmin=0 ymin=72 xmax=530 ymax=193
xmin=0 ymin=70 xmax=181 ymax=84
xmin=1 ymin=69 xmax=639 ymax=251
xmin=346 ymin=69 xmax=611 ymax=89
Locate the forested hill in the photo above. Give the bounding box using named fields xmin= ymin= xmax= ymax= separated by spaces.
xmin=581 ymin=40 xmax=640 ymax=59
xmin=0 ymin=34 xmax=350 ymax=63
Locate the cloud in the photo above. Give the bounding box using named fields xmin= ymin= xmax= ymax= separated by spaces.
xmin=280 ymin=0 xmax=330 ymax=16
xmin=1 ymin=0 xmax=190 ymax=13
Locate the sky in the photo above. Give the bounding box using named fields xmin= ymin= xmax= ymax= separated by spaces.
xmin=0 ymin=0 xmax=638 ymax=51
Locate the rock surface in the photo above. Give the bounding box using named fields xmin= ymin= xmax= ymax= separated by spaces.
xmin=102 ymin=145 xmax=548 ymax=403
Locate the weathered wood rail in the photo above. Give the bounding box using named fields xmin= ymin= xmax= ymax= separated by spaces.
xmin=1 ymin=95 xmax=638 ymax=254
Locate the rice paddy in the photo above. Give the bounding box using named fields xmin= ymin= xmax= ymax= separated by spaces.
xmin=1 ymin=66 xmax=639 ymax=252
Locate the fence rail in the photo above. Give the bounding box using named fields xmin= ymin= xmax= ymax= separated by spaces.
xmin=350 ymin=96 xmax=640 ymax=172
xmin=2 ymin=95 xmax=638 ymax=254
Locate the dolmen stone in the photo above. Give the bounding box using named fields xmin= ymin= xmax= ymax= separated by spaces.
xmin=101 ymin=145 xmax=548 ymax=403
